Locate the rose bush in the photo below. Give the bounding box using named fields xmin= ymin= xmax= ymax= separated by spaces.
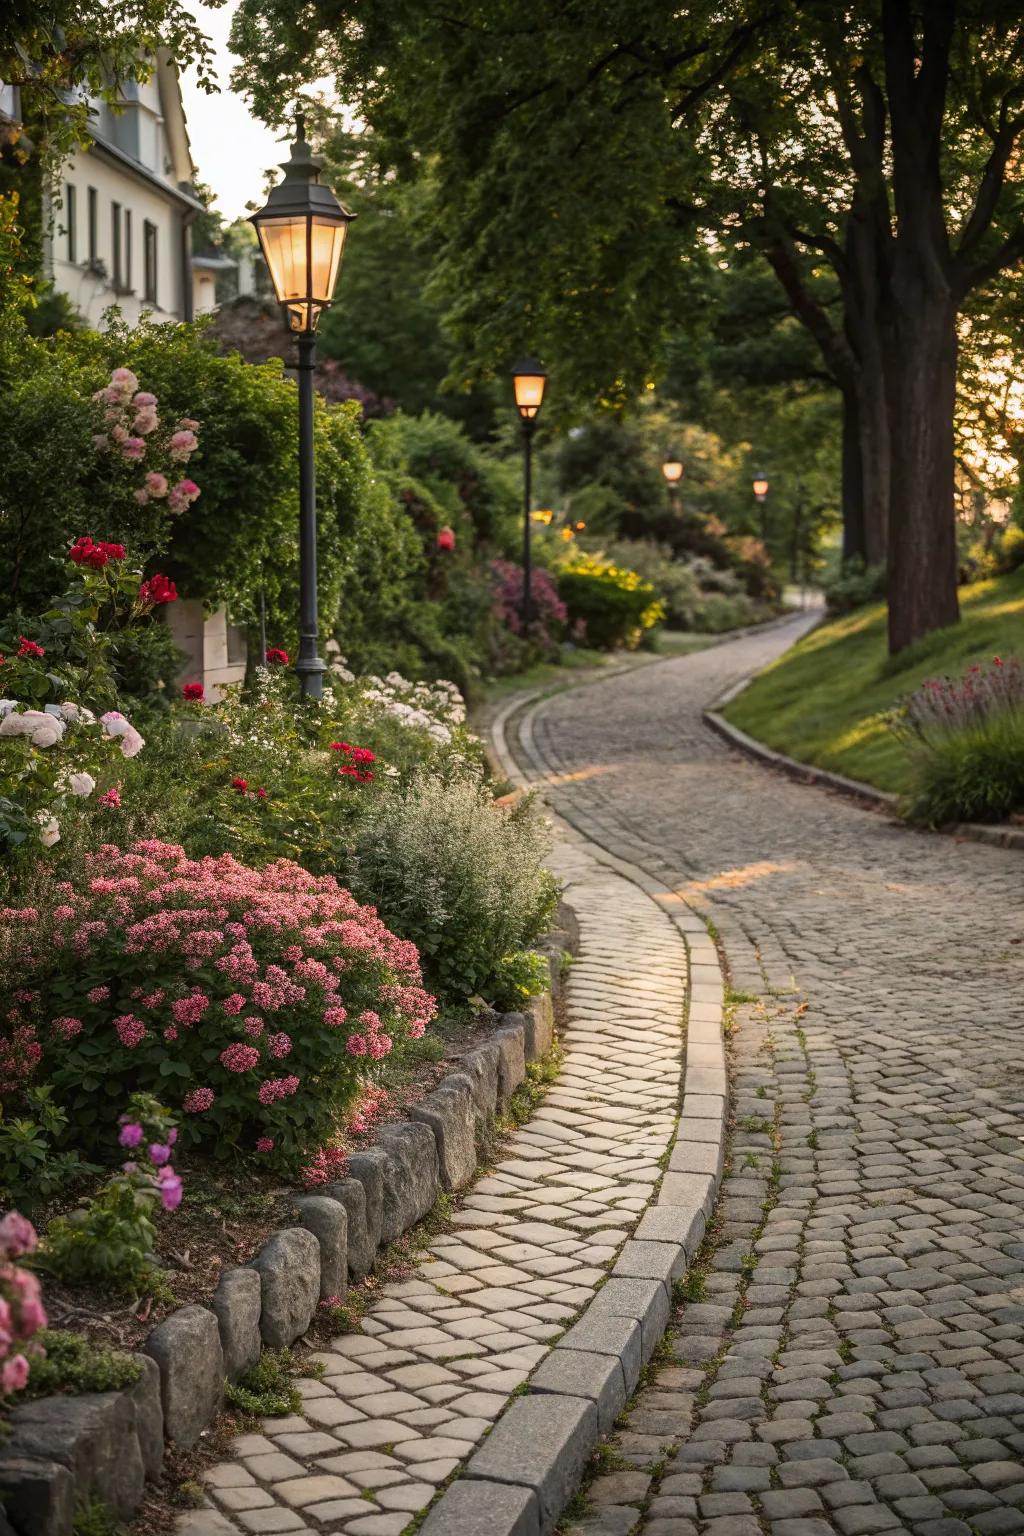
xmin=0 ymin=1211 xmax=46 ymax=1405
xmin=0 ymin=840 xmax=435 ymax=1171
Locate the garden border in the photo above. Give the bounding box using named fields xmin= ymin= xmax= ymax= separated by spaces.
xmin=404 ymin=692 xmax=731 ymax=1536
xmin=0 ymin=981 xmax=572 ymax=1536
xmin=705 ymin=669 xmax=1024 ymax=853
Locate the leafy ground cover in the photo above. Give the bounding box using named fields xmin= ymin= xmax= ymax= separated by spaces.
xmin=724 ymin=569 xmax=1024 ymax=794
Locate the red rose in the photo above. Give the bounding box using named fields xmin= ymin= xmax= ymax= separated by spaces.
xmin=182 ymin=682 xmax=204 ymax=701
xmin=265 ymin=647 xmax=289 ymax=665
xmin=17 ymin=637 xmax=44 ymax=659
xmin=139 ymin=574 xmax=178 ymax=605
xmin=231 ymin=777 xmax=248 ymax=792
xmin=437 ymin=526 xmax=456 ymax=551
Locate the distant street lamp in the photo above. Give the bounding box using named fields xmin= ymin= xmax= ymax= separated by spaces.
xmin=752 ymin=469 xmax=770 ymax=541
xmin=250 ymin=113 xmax=355 ymax=699
xmin=511 ymin=357 xmax=547 ymax=632
xmin=662 ymin=453 xmax=684 ymax=487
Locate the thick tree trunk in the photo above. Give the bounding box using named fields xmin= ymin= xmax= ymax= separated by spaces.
xmin=840 ymin=386 xmax=866 ymax=564
xmin=884 ymin=297 xmax=960 ymax=652
xmin=854 ymin=343 xmax=890 ymax=568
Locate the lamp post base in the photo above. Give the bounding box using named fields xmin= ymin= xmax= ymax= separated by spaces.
xmin=295 ymin=653 xmax=327 ymax=701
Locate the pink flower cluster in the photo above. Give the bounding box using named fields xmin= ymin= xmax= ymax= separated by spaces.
xmin=0 ymin=841 xmax=436 ymax=1170
xmin=901 ymin=654 xmax=1024 ymax=742
xmin=0 ymin=1213 xmax=46 ymax=1398
xmin=491 ymin=558 xmax=567 ymax=641
xmin=90 ymin=367 xmax=201 ymax=510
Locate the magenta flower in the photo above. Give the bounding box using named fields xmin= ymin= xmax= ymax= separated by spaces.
xmin=157 ymin=1167 xmax=182 ymax=1211
xmin=2 ymin=1354 xmax=30 ymax=1394
xmin=118 ymin=1122 xmax=145 ymax=1149
xmin=183 ymin=1086 xmax=215 ymax=1113
xmin=148 ymin=1143 xmax=171 ymax=1166
xmin=256 ymin=1136 xmax=274 ymax=1153
xmin=220 ymin=1041 xmax=260 ymax=1073
xmin=0 ymin=1213 xmax=37 ymax=1259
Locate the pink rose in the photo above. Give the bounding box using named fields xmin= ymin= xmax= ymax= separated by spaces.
xmin=2 ymin=1354 xmax=30 ymax=1394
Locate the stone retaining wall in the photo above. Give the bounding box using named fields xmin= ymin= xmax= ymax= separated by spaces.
xmin=0 ymin=934 xmax=572 ymax=1536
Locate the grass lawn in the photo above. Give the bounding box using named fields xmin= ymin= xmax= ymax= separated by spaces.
xmin=723 ymin=569 xmax=1024 ymax=794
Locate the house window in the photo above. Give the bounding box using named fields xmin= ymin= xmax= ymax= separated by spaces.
xmin=143 ymin=220 xmax=158 ymax=304
xmin=65 ymin=185 xmax=76 ymax=263
xmin=112 ymin=202 xmax=123 ymax=289
xmin=87 ymin=187 xmax=98 ymax=264
xmin=125 ymin=210 xmax=133 ymax=292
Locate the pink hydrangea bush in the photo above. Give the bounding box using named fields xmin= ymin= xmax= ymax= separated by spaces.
xmin=0 ymin=1212 xmax=46 ymax=1401
xmin=0 ymin=841 xmax=435 ymax=1170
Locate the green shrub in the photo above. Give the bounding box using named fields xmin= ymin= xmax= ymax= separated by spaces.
xmin=225 ymin=1349 xmax=303 ymax=1417
xmin=26 ymin=1329 xmax=140 ymax=1398
xmin=490 ymin=950 xmax=551 ymax=1011
xmin=895 ymin=655 xmax=1024 ymax=825
xmin=901 ymin=709 xmax=1024 ymax=825
xmin=0 ymin=1088 xmax=98 ymax=1214
xmin=997 ymin=524 xmax=1024 ymax=573
xmin=557 ymin=555 xmax=665 ymax=650
xmin=824 ymin=557 xmax=887 ymax=615
xmin=349 ymin=775 xmax=558 ymax=1006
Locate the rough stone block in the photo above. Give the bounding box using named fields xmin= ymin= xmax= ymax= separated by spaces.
xmin=467 ymin=1393 xmax=597 ymax=1533
xmin=211 ymin=1265 xmax=262 ymax=1383
xmin=613 ymin=1238 xmax=685 ymax=1286
xmin=376 ymin=1120 xmax=440 ymax=1241
xmin=7 ymin=1389 xmax=145 ymax=1517
xmin=295 ymin=1195 xmax=349 ymax=1299
xmin=585 ymin=1278 xmax=671 ymax=1362
xmin=494 ymin=1023 xmax=527 ymax=1104
xmin=635 ymin=1204 xmax=706 ymax=1259
xmin=555 ymin=901 xmax=580 ymax=952
xmin=127 ymin=1353 xmax=164 ymax=1478
xmin=555 ymin=1315 xmax=644 ymax=1394
xmin=0 ymin=1457 xmax=74 ymax=1536
xmin=659 ymin=1171 xmax=717 ymax=1216
xmin=530 ymin=1348 xmax=627 ymax=1433
xmin=459 ymin=1039 xmax=501 ymax=1121
xmin=411 ymin=1074 xmax=478 ymax=1192
xmin=522 ymin=992 xmax=554 ymax=1061
xmin=145 ymin=1304 xmax=225 ymax=1449
xmin=326 ymin=1177 xmax=374 ymax=1279
xmin=251 ymin=1229 xmax=321 ymax=1347
xmin=420 ymin=1478 xmax=539 ymax=1536
xmin=347 ymin=1147 xmax=388 ymax=1257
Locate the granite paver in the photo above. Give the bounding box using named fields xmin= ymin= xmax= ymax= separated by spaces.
xmin=183 ymin=832 xmax=690 ymax=1532
xmin=513 ymin=617 xmax=1024 ymax=1536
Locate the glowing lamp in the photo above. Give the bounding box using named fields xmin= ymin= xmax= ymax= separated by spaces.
xmin=249 ymin=115 xmax=355 ymax=335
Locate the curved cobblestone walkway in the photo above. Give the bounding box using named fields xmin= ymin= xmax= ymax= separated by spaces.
xmin=183 ymin=839 xmax=692 ymax=1536
xmin=513 ymin=617 xmax=1024 ymax=1536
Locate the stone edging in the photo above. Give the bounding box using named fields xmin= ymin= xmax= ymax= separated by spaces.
xmin=406 ymin=695 xmax=732 ymax=1536
xmin=706 ymin=671 xmax=1024 ymax=853
xmin=0 ymin=988 xmax=568 ymax=1536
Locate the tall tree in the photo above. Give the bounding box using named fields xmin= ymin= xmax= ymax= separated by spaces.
xmin=230 ymin=0 xmax=1024 ymax=650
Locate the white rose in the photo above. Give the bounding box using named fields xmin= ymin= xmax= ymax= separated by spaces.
xmin=36 ymin=812 xmax=60 ymax=848
xmin=0 ymin=699 xmax=16 ymax=718
xmin=0 ymin=712 xmax=27 ymax=736
xmin=68 ymin=772 xmax=96 ymax=797
xmin=59 ymin=701 xmax=95 ymax=725
xmin=119 ymin=726 xmax=145 ymax=759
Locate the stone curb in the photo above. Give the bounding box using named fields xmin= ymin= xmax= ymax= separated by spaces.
xmin=0 ymin=986 xmax=567 ymax=1536
xmin=418 ymin=695 xmax=731 ymax=1536
xmin=705 ymin=676 xmax=1024 ymax=854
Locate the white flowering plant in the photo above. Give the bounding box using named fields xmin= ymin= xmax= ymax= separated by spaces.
xmin=0 ymin=536 xmax=176 ymax=857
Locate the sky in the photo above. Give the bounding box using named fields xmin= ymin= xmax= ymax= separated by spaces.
xmin=179 ymin=2 xmax=286 ymax=222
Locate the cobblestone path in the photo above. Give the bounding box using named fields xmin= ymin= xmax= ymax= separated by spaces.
xmin=186 ymin=839 xmax=691 ymax=1536
xmin=513 ymin=616 xmax=1024 ymax=1536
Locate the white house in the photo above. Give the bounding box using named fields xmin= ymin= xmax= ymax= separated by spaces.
xmin=41 ymin=51 xmax=215 ymax=326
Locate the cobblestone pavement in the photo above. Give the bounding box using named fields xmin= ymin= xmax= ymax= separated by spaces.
xmin=184 ymin=839 xmax=690 ymax=1536
xmin=516 ymin=616 xmax=1024 ymax=1536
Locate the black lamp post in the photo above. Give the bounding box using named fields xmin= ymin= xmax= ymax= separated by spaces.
xmin=752 ymin=469 xmax=770 ymax=542
xmin=510 ymin=358 xmax=547 ymax=632
xmin=249 ymin=114 xmax=355 ymax=699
